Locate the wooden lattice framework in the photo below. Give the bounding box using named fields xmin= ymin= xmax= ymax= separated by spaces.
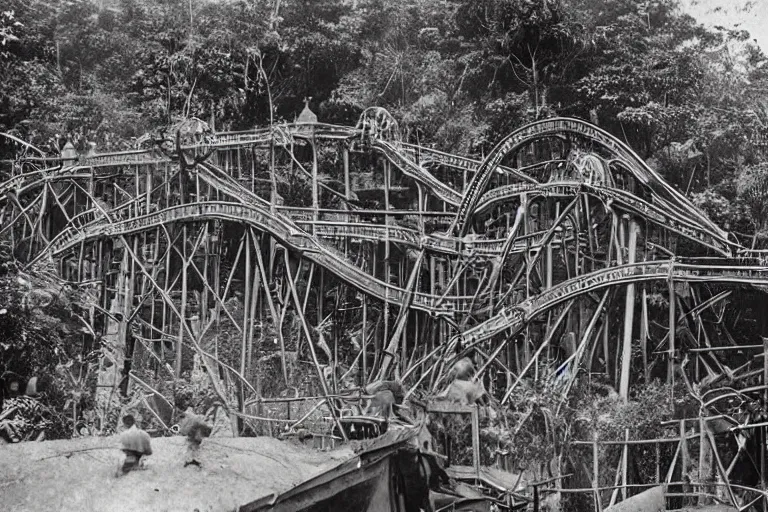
xmin=4 ymin=108 xmax=768 ymax=509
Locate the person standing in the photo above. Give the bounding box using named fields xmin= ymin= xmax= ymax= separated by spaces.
xmin=178 ymin=408 xmax=212 ymax=468
xmin=119 ymin=414 xmax=152 ymax=474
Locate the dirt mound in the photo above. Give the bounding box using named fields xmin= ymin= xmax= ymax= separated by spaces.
xmin=1 ymin=435 xmax=355 ymax=512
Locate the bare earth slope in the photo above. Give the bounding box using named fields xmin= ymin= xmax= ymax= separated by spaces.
xmin=1 ymin=436 xmax=354 ymax=512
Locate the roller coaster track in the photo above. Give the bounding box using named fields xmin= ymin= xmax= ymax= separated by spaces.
xmin=371 ymin=140 xmax=463 ymax=206
xmin=197 ymin=152 xmax=734 ymax=263
xmin=452 ymin=117 xmax=727 ymax=238
xmin=196 ymin=162 xmax=584 ymax=260
xmin=189 ymin=123 xmax=361 ymax=150
xmin=17 ymin=146 xmax=756 ymax=291
xmin=475 ymin=181 xmax=733 ymax=254
xmin=1 ymin=125 xmax=466 ymax=212
xmin=292 ymin=220 xmax=581 ymax=257
xmin=5 ymin=123 xmax=361 ymax=171
xmin=397 ymin=142 xmax=540 ymax=184
xmin=11 ymin=118 xmax=766 ymax=299
xmin=3 ymin=119 xmax=729 ymax=256
xmin=458 ymin=260 xmax=768 ymax=345
xmin=36 ymin=199 xmax=483 ymax=314
xmin=35 ymin=162 xmax=581 ymax=315
xmin=11 ymin=114 xmax=768 ymax=401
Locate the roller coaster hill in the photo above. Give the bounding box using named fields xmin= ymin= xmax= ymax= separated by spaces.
xmin=5 ymin=106 xmax=768 ymax=508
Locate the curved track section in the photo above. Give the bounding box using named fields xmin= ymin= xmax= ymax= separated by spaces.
xmin=458 ymin=261 xmax=768 ymax=346
xmin=398 ymin=142 xmax=540 ymax=185
xmin=1 ymin=123 xmax=466 ymax=212
xmin=197 ymin=162 xmax=580 ymax=260
xmin=475 ymin=181 xmax=733 ymax=254
xmin=35 ymin=200 xmax=479 ymax=314
xmin=296 ymin=221 xmax=579 ymax=257
xmin=372 ymin=140 xmax=463 ymax=206
xmin=451 ymin=117 xmax=727 ymax=238
xmin=10 ymin=112 xmax=768 ymax=398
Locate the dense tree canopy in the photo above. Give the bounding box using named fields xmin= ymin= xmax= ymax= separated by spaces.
xmin=3 ymin=0 xmax=768 ymax=292
xmin=2 ymin=0 xmax=766 ymax=179
xmin=2 ymin=0 xmax=768 ymax=440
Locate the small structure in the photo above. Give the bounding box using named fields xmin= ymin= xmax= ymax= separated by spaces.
xmin=239 ymin=425 xmax=500 ymax=512
xmin=60 ymin=141 xmax=77 ymax=163
xmin=296 ymin=98 xmax=318 ymax=124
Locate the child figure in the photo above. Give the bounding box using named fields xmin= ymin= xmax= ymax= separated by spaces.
xmin=119 ymin=414 xmax=152 ymax=474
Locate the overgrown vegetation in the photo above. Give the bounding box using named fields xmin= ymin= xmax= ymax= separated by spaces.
xmin=3 ymin=4 xmax=768 ymax=506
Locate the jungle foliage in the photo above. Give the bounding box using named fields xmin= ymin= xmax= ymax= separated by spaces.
xmin=2 ymin=0 xmax=768 ymax=226
xmin=2 ymin=0 xmax=768 ymax=452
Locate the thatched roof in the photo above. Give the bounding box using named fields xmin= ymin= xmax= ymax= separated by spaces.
xmin=1 ymin=436 xmax=354 ymax=512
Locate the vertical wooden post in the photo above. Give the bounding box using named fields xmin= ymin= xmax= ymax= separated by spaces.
xmin=593 ymin=432 xmax=602 ymax=512
xmin=668 ymin=263 xmax=676 ymax=389
xmin=417 ymin=184 xmax=425 ymax=236
xmin=621 ymin=429 xmax=629 ymax=501
xmin=522 ymin=193 xmax=530 ymax=298
xmin=603 ymin=315 xmax=610 ymax=379
xmin=311 ymin=137 xmax=319 ymax=229
xmin=318 ymin=268 xmax=324 ymax=326
xmin=176 ymin=226 xmax=188 ymax=377
xmin=680 ymin=419 xmax=688 ymax=500
xmin=343 ymin=145 xmax=350 ymax=200
xmin=429 ymin=256 xmax=436 ymax=295
xmin=162 ymin=227 xmax=171 ymax=364
xmin=472 ymin=405 xmax=481 ymax=479
xmin=249 ymin=262 xmax=261 ymax=431
xmin=362 ymin=291 xmax=367 ymax=387
xmin=372 ymin=250 xmax=380 ymax=371
xmin=126 ymin=235 xmax=138 ymax=396
xmin=78 ymin=240 xmax=85 ymax=281
xmin=201 ymin=223 xmax=209 ymax=340
xmin=640 ymin=287 xmax=649 ymax=384
xmin=699 ymin=416 xmax=707 ymax=505
xmin=383 ymin=159 xmax=391 ymax=370
xmin=546 ymin=234 xmax=553 ymax=290
xmin=655 ymin=442 xmax=661 ymax=484
xmin=401 ymin=259 xmax=408 ymax=375
xmin=619 ymin=218 xmax=638 ymax=400
xmin=241 ymin=229 xmax=251 ymax=410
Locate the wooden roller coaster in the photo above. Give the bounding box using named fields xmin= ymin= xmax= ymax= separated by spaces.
xmin=5 ymin=106 xmax=768 ymax=510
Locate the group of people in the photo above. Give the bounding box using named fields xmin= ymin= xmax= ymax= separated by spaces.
xmin=118 ymin=408 xmax=213 ymax=475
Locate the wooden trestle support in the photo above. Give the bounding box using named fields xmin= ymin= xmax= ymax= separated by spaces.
xmin=5 ymin=109 xmax=768 ymax=509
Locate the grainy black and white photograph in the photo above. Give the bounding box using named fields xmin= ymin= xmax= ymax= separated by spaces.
xmin=1 ymin=1 xmax=767 ymax=511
